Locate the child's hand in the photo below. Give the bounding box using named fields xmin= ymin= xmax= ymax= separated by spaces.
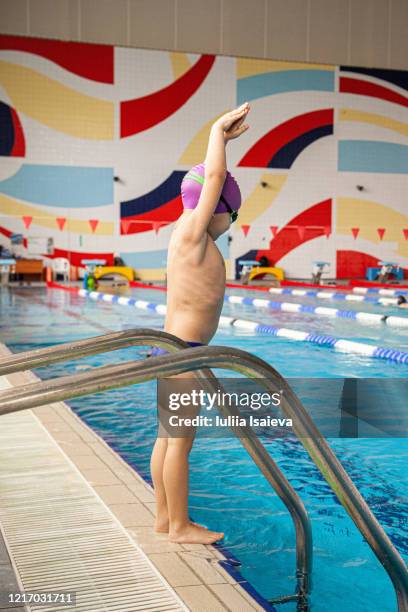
xmin=214 ymin=103 xmax=250 ymax=140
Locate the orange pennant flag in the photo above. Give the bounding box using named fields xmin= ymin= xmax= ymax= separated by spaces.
xmin=22 ymin=215 xmax=33 ymax=229
xmin=121 ymin=219 xmax=132 ymax=234
xmin=241 ymin=224 xmax=250 ymax=237
xmin=152 ymin=221 xmax=162 ymax=235
xmin=89 ymin=219 xmax=99 ymax=233
xmin=56 ymin=217 xmax=66 ymax=231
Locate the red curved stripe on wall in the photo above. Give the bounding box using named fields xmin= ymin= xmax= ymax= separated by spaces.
xmin=257 ymin=199 xmax=332 ymax=265
xmin=238 ymin=109 xmax=334 ymax=167
xmin=0 ymin=35 xmax=114 ymax=84
xmin=120 ymin=55 xmax=216 ymax=137
xmin=0 ymin=226 xmax=14 ymax=239
xmin=340 ymin=77 xmax=408 ymax=108
xmin=10 ymin=107 xmax=25 ymax=157
xmin=122 ymin=196 xmax=183 ymax=234
xmin=337 ymin=250 xmax=407 ymax=279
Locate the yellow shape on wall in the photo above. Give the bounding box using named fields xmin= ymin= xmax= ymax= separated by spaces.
xmin=0 ymin=195 xmax=114 ymax=235
xmin=169 ymin=52 xmax=191 ymax=80
xmin=337 ymin=198 xmax=408 ymax=258
xmin=235 ymin=173 xmax=287 ymax=227
xmin=178 ymin=110 xmax=227 ymax=165
xmin=237 ymin=58 xmax=333 ymax=79
xmin=339 ymin=109 xmax=408 ymax=137
xmin=0 ymin=61 xmax=114 ymax=140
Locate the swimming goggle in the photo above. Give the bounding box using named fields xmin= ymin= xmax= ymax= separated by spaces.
xmin=220 ymin=194 xmax=238 ymax=223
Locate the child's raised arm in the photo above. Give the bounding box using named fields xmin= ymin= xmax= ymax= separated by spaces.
xmin=190 ymin=103 xmax=249 ymax=237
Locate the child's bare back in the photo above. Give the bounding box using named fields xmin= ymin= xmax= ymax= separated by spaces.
xmin=165 ymin=213 xmax=226 ymax=344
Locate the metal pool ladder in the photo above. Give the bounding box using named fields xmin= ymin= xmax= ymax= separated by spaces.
xmin=0 ymin=329 xmax=406 ymax=612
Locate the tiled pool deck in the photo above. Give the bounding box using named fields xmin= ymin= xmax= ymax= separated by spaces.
xmin=0 ymin=344 xmax=263 ymax=612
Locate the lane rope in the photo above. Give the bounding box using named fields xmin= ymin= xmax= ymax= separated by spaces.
xmin=67 ymin=287 xmax=408 ymax=366
xmin=223 ymin=294 xmax=408 ymax=328
xmin=267 ymin=287 xmax=400 ymax=306
xmin=352 ymin=286 xmax=408 ymax=296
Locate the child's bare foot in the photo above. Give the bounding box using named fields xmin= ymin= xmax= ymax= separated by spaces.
xmin=155 ymin=519 xmax=201 ymax=534
xmin=169 ymin=522 xmax=224 ymax=544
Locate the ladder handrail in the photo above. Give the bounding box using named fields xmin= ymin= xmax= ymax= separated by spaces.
xmin=0 ymin=330 xmax=311 ymax=609
xmin=0 ymin=329 xmax=188 ymax=375
xmin=0 ymin=331 xmax=407 ymax=610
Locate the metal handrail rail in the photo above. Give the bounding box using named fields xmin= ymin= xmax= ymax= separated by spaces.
xmin=0 ymin=329 xmax=188 ymax=375
xmin=0 ymin=332 xmax=407 ymax=610
xmin=0 ymin=330 xmax=311 ymax=610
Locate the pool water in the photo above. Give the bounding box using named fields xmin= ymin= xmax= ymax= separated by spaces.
xmin=1 ymin=286 xmax=407 ymax=612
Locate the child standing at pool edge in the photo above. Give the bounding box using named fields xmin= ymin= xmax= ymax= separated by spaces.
xmin=150 ymin=102 xmax=250 ymax=544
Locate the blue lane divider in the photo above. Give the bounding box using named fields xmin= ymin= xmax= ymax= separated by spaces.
xmin=76 ymin=289 xmax=408 ymax=366
xmin=352 ymin=286 xmax=408 ymax=296
xmin=224 ymin=294 xmax=408 ymax=328
xmin=269 ymin=287 xmax=400 ymax=306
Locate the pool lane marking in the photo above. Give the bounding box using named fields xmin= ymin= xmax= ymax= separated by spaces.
xmin=268 ymin=286 xmax=400 ymax=306
xmin=224 ymin=294 xmax=408 ymax=328
xmin=352 ymin=286 xmax=408 ymax=296
xmin=130 ymin=281 xmax=402 ymax=308
xmin=69 ymin=288 xmax=408 ymax=366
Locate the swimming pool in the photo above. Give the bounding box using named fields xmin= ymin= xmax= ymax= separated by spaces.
xmin=1 ymin=286 xmax=407 ymax=611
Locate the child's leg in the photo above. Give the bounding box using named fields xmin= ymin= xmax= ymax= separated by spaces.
xmin=150 ymin=437 xmax=169 ymax=532
xmin=163 ymin=436 xmax=223 ymax=544
xmin=153 ymin=368 xmax=224 ymax=544
xmin=162 ymin=436 xmax=193 ymax=531
xmin=150 ymin=354 xmax=171 ymax=532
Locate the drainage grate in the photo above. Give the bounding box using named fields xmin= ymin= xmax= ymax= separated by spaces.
xmin=0 ymin=379 xmax=186 ymax=612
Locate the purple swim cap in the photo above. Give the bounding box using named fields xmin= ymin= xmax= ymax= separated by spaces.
xmin=181 ymin=163 xmax=241 ymax=215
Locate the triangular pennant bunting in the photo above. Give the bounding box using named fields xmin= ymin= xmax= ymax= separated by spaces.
xmin=241 ymin=224 xmax=250 ymax=237
xmin=56 ymin=217 xmax=66 ymax=231
xmin=121 ymin=219 xmax=132 ymax=234
xmin=89 ymin=219 xmax=99 ymax=233
xmin=351 ymin=227 xmax=359 ymax=239
xmin=270 ymin=225 xmax=278 ymax=238
xmin=152 ymin=221 xmax=162 ymax=235
xmin=377 ymin=228 xmax=385 ymax=240
xmin=22 ymin=215 xmax=33 ymax=229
